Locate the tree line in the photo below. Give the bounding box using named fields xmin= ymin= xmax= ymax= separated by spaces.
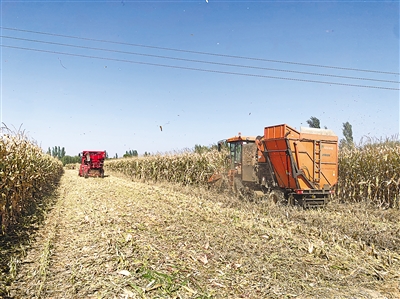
xmin=46 ymin=147 xmax=143 ymax=163
xmin=46 ymin=146 xmax=80 ymax=166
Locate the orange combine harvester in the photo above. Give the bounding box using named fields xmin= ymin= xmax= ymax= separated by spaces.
xmin=209 ymin=124 xmax=338 ymax=208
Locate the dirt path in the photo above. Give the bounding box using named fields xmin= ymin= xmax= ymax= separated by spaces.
xmin=7 ymin=170 xmax=400 ymax=298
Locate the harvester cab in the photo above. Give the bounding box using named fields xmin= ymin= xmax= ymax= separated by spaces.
xmin=210 ymin=135 xmax=259 ymax=194
xmin=79 ymin=150 xmax=106 ymax=178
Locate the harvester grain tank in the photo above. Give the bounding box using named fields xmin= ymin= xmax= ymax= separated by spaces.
xmin=210 ymin=124 xmax=338 ymax=207
xmin=79 ymin=150 xmax=106 ymax=178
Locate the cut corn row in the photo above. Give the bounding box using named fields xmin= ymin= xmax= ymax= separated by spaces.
xmin=105 ymin=150 xmax=229 ymax=186
xmin=0 ymin=132 xmax=64 ymax=234
xmin=337 ymin=139 xmax=400 ymax=208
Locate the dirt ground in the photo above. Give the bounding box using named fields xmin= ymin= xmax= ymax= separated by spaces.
xmin=2 ymin=169 xmax=400 ymax=298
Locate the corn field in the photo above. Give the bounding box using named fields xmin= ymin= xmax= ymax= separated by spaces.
xmin=337 ymin=139 xmax=400 ymax=208
xmin=105 ymin=150 xmax=229 ymax=186
xmin=2 ymin=132 xmax=399 ymax=236
xmin=106 ymin=140 xmax=400 ymax=209
xmin=0 ymin=131 xmax=64 ymax=234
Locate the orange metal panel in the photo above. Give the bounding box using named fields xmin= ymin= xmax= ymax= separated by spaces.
xmin=263 ymin=124 xmax=338 ymax=191
xmin=226 ymin=136 xmax=257 ymax=143
xmin=290 ymin=134 xmax=338 ymax=190
xmin=264 ymin=139 xmax=297 ymax=189
xmin=264 ymin=124 xmax=300 ymax=140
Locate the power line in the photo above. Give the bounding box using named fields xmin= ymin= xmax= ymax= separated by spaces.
xmin=2 ymin=35 xmax=398 ymax=85
xmin=1 ymin=26 xmax=399 ymax=76
xmin=1 ymin=44 xmax=399 ymax=91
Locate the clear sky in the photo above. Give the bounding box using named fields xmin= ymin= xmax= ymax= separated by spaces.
xmin=1 ymin=0 xmax=399 ymax=157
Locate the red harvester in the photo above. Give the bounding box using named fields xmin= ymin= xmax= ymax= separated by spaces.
xmin=79 ymin=150 xmax=106 ymax=178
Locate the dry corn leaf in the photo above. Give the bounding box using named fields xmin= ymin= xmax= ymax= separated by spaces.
xmin=198 ymin=255 xmax=208 ymax=264
xmin=182 ymin=285 xmax=196 ymax=294
xmin=117 ymin=270 xmax=131 ymax=276
xmin=308 ymin=242 xmax=314 ymax=254
xmin=122 ymin=288 xmax=135 ymax=297
xmin=125 ymin=233 xmax=133 ymax=242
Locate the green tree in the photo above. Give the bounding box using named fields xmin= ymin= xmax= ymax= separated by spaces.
xmin=306 ymin=116 xmax=321 ymax=128
xmin=60 ymin=155 xmax=80 ymax=166
xmin=123 ymin=149 xmax=138 ymax=158
xmin=60 ymin=147 xmax=66 ymax=158
xmin=340 ymin=121 xmax=354 ymax=148
xmin=49 ymin=146 xmax=65 ymax=159
xmin=48 ymin=146 xmax=79 ymax=165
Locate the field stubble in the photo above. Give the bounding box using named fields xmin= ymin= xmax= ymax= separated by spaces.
xmin=4 ymin=169 xmax=400 ymax=298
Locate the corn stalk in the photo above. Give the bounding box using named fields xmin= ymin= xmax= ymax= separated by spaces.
xmin=0 ymin=129 xmax=64 ymax=234
xmin=337 ymin=138 xmax=400 ymax=208
xmin=105 ymin=150 xmax=228 ymax=186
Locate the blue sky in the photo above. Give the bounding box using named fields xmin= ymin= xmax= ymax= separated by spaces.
xmin=1 ymin=0 xmax=399 ymax=157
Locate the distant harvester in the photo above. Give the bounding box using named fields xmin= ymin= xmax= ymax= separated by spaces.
xmin=79 ymin=150 xmax=106 ymax=178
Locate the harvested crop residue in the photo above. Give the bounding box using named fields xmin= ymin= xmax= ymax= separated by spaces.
xmin=3 ymin=170 xmax=400 ymax=298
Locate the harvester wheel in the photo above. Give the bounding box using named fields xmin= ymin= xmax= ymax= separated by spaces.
xmin=84 ymin=170 xmax=89 ymax=179
xmin=287 ymin=194 xmax=295 ymax=206
xmin=268 ymin=190 xmax=284 ymax=204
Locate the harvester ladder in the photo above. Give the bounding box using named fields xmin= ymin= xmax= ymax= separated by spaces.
xmin=313 ymin=141 xmax=321 ymax=183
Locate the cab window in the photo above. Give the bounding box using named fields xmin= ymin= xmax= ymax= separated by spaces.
xmin=229 ymin=142 xmax=242 ymax=168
